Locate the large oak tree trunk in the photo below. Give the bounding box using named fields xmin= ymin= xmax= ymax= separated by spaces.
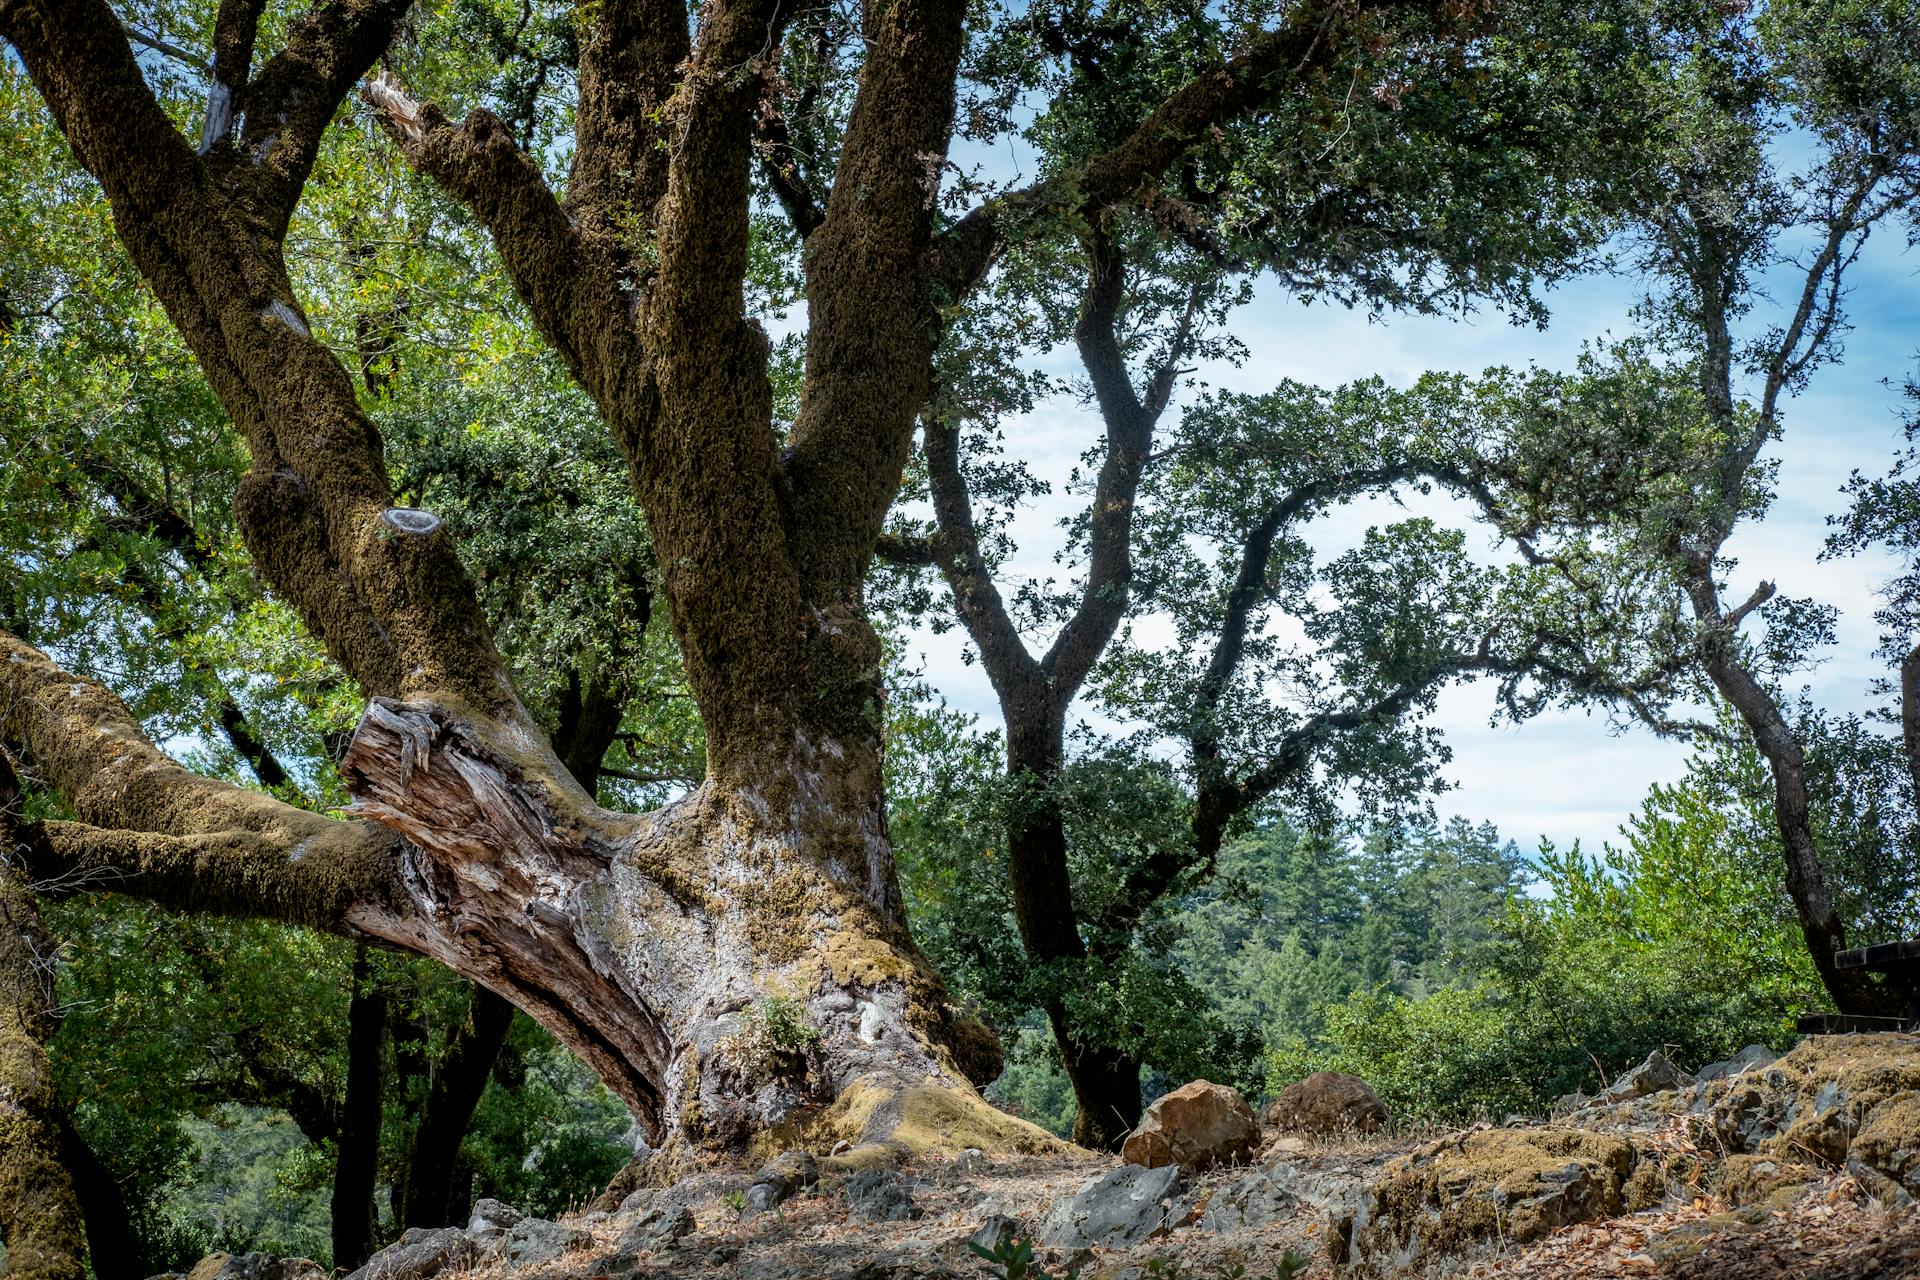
xmin=337 ymin=691 xmax=1005 ymax=1155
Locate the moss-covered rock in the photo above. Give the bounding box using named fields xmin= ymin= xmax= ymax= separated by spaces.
xmin=1358 ymin=1127 xmax=1638 ymax=1258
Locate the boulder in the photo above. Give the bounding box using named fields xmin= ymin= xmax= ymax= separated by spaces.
xmin=1035 ymin=1163 xmax=1185 ymax=1249
xmin=1716 ymin=1154 xmax=1819 ymax=1208
xmin=484 ymin=1218 xmax=590 ymax=1269
xmin=1696 ymin=1044 xmax=1777 ymax=1082
xmin=1121 ymin=1080 xmax=1260 ymax=1171
xmin=345 ymin=1228 xmax=477 ymax=1280
xmin=1360 ymin=1128 xmax=1637 ymax=1257
xmin=1847 ymin=1094 xmax=1920 ymax=1206
xmin=1595 ymin=1051 xmax=1693 ymax=1104
xmin=468 ymin=1197 xmax=524 ymax=1242
xmin=1263 ymin=1072 xmax=1389 ymax=1138
xmin=747 ymin=1149 xmax=820 ymax=1213
xmin=616 ymin=1201 xmax=696 ymax=1250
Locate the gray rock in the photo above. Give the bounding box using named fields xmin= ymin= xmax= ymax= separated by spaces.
xmin=185 ymin=1257 xmax=325 ymax=1280
xmin=467 ymin=1197 xmax=524 ymax=1242
xmin=485 ymin=1218 xmax=589 ymax=1269
xmin=967 ymin=1213 xmax=1024 ymax=1255
xmin=1696 ymin=1044 xmax=1777 ymax=1082
xmin=1035 ymin=1163 xmax=1185 ymax=1250
xmin=843 ymin=1167 xmax=923 ymax=1222
xmin=616 ymin=1201 xmax=696 ymax=1250
xmin=1597 ymin=1051 xmax=1693 ymax=1103
xmin=1198 ymin=1171 xmax=1302 ymax=1231
xmin=952 ymin=1147 xmax=989 ymax=1175
xmin=346 ymin=1228 xmax=477 ymax=1280
xmin=747 ymin=1149 xmax=820 ymax=1213
xmin=1550 ymin=1091 xmax=1590 ymax=1119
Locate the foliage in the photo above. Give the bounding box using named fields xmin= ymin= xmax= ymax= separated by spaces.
xmin=1269 ymin=717 xmax=1914 ymax=1119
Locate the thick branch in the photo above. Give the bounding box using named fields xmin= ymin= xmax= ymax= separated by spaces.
xmin=7 ymin=0 xmax=513 ymax=711
xmin=566 ymin=0 xmax=689 ymax=256
xmin=226 ymin=0 xmax=414 ymax=235
xmin=364 ymin=77 xmax=633 ymax=400
xmin=0 ymin=630 xmax=410 ymax=930
xmin=198 ymin=0 xmax=266 ymax=153
xmin=1043 ymin=236 xmax=1172 ymax=698
xmin=923 ymin=420 xmax=1043 ymax=702
xmin=782 ymin=0 xmax=971 ymax=600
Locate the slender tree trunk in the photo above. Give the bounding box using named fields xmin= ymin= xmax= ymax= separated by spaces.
xmin=1900 ymin=643 xmax=1920 ymax=809
xmin=1004 ymin=714 xmax=1142 ymax=1149
xmin=399 ymin=986 xmax=515 ymax=1227
xmin=53 ymin=1119 xmax=146 ymax=1280
xmin=332 ymin=946 xmax=387 ymax=1268
xmin=1691 ymin=631 xmax=1902 ymax=1016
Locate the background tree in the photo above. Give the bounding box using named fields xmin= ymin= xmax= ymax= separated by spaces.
xmin=875 ymin=0 xmax=1656 ymax=1145
xmin=1398 ymin=0 xmax=1920 ymax=1014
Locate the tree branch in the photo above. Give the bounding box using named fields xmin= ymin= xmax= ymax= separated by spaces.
xmin=923 ymin=419 xmax=1044 ymax=700
xmin=928 ymin=0 xmax=1423 ymax=301
xmin=0 ymin=630 xmax=411 ymax=931
xmin=781 ymin=0 xmax=971 ymax=600
xmin=565 ymin=0 xmax=690 ymax=258
xmin=1044 ymin=234 xmax=1177 ymax=698
xmin=363 ymin=75 xmax=632 ymax=400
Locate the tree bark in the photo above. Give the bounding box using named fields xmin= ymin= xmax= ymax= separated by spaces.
xmin=0 ymin=754 xmax=88 ymax=1280
xmin=332 ymin=945 xmax=387 ymax=1269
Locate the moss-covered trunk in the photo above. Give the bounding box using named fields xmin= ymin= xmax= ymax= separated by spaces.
xmin=338 ymin=686 xmax=1003 ymax=1156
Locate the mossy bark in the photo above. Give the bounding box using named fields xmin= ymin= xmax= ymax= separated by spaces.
xmin=0 ymin=758 xmax=87 ymax=1280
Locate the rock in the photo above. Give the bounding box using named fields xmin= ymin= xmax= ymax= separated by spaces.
xmin=1696 ymin=1044 xmax=1777 ymax=1082
xmin=1263 ymin=1072 xmax=1389 ymax=1138
xmin=185 ymin=1258 xmax=325 ymax=1280
xmin=1360 ymin=1128 xmax=1637 ymax=1257
xmin=346 ymin=1228 xmax=477 ymax=1280
xmin=747 ymin=1149 xmax=819 ymax=1212
xmin=485 ymin=1218 xmax=589 ymax=1269
xmin=967 ymin=1213 xmax=1024 ymax=1254
xmin=1550 ymin=1092 xmax=1590 ymax=1119
xmin=1121 ymin=1079 xmax=1260 ymax=1171
xmin=467 ymin=1197 xmax=525 ymax=1242
xmin=1035 ymin=1163 xmax=1185 ymax=1249
xmin=616 ymin=1201 xmax=696 ymax=1249
xmin=1596 ymin=1050 xmax=1693 ymax=1103
xmin=1848 ymin=1094 xmax=1920 ymax=1205
xmin=952 ymin=1147 xmax=988 ymax=1175
xmin=1197 ymin=1169 xmax=1305 ymax=1232
xmin=842 ymin=1167 xmax=923 ymax=1222
xmin=1716 ymin=1154 xmax=1819 ymax=1208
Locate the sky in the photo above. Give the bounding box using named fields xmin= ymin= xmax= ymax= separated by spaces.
xmin=895 ymin=196 xmax=1920 ymax=858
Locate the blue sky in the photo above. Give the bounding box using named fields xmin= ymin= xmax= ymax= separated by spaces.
xmin=898 ymin=199 xmax=1920 ymax=857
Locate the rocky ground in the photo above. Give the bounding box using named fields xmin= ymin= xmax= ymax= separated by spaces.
xmin=166 ymin=1033 xmax=1920 ymax=1280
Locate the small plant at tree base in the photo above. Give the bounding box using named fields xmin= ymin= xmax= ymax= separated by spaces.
xmin=722 ymin=1188 xmax=749 ymax=1219
xmin=719 ymin=995 xmax=823 ymax=1078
